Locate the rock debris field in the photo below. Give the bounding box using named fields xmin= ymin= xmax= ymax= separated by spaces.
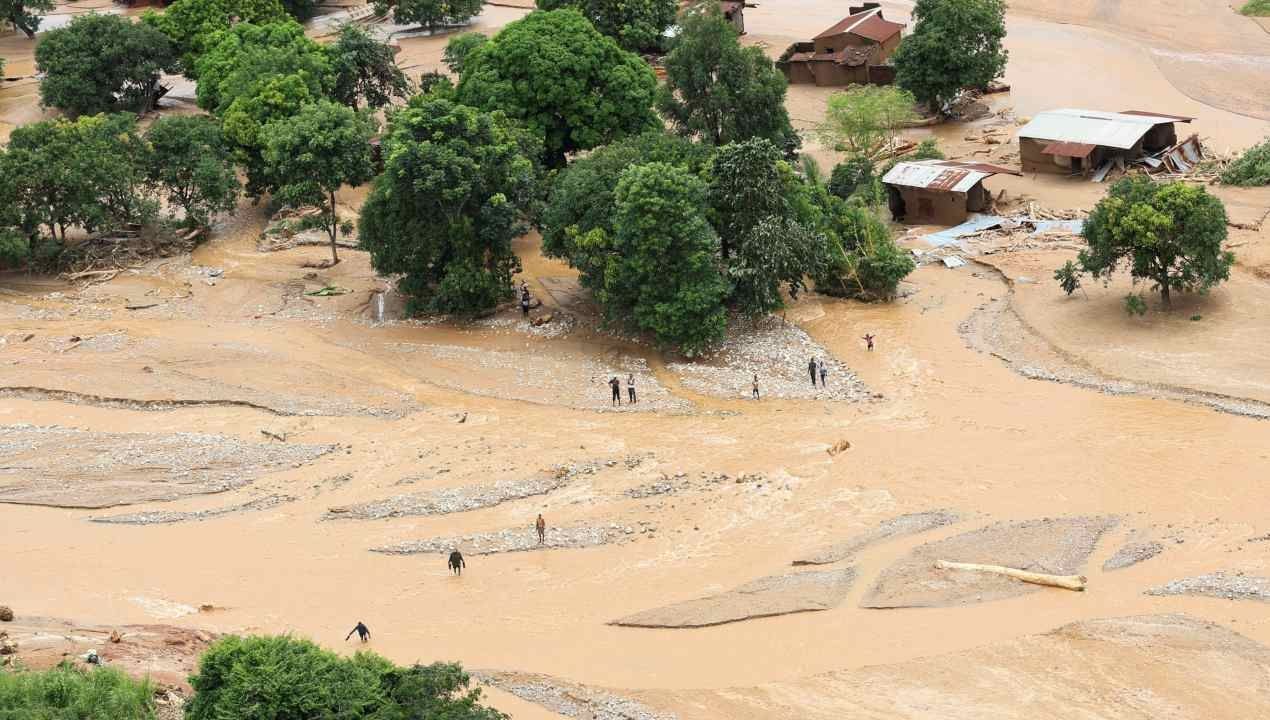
xmin=91 ymin=494 xmax=297 ymax=525
xmin=1103 ymin=540 xmax=1166 ymax=571
xmin=474 ymin=671 xmax=676 ymax=720
xmin=370 ymin=523 xmax=651 ymax=556
xmin=794 ymin=510 xmax=961 ymax=566
xmin=1147 ymin=572 xmax=1270 ymax=603
xmin=0 ymin=425 xmax=336 ymax=508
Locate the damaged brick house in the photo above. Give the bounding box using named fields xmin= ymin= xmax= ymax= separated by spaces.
xmin=778 ymin=3 xmax=904 ymax=87
xmin=882 ymin=160 xmax=1020 ymax=225
xmin=1016 ymin=108 xmax=1195 ymax=178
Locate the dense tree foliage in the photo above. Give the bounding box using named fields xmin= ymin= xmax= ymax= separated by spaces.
xmin=186 ymin=635 xmax=506 ymax=720
xmin=813 ymin=199 xmax=914 ymax=300
xmin=374 ymin=0 xmax=482 ymax=29
xmin=144 ymin=116 xmax=241 ymax=229
xmin=0 ymin=0 xmax=53 ymax=38
xmin=456 ymin=9 xmax=658 ymax=166
xmin=657 ymin=2 xmax=798 ymax=153
xmin=1221 ymin=138 xmax=1270 ymax=186
xmin=442 ymin=31 xmax=488 ymax=75
xmin=1075 ymin=176 xmax=1232 ymax=308
xmin=359 ymin=96 xmax=541 ymax=315
xmin=262 ymin=100 xmax=376 ymax=264
xmin=0 ymin=662 xmax=156 ymax=719
xmin=828 ymin=155 xmax=874 ymax=200
xmin=329 ymin=24 xmax=410 ymax=110
xmin=893 ymin=0 xmax=1008 ymax=111
xmin=816 ymin=85 xmax=917 ymax=159
xmin=35 ymin=14 xmax=178 ymax=118
xmin=599 ymin=163 xmax=729 ymax=354
xmin=536 ymin=0 xmax=676 ymax=51
xmin=280 ymin=0 xmax=316 ymax=20
xmin=144 ymin=0 xmax=289 ymax=72
xmin=3 ymin=114 xmax=153 ymax=245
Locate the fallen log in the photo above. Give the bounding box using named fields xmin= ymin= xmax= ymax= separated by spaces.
xmin=934 ymin=560 xmax=1087 ymax=591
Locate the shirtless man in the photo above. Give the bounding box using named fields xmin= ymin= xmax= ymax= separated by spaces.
xmin=345 ymin=621 xmax=370 ymax=643
xmin=862 ymin=334 xmax=875 ymax=351
xmin=448 ymin=549 xmax=466 ymax=575
xmin=536 ymin=514 xmax=546 ymax=544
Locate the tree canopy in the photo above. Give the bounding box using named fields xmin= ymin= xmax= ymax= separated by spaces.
xmin=892 ymin=0 xmax=1008 ymax=111
xmin=35 ymin=13 xmax=178 ymax=118
xmin=329 ymin=24 xmax=410 ymax=110
xmin=1 ymin=0 xmax=54 ymax=38
xmin=456 ymin=8 xmax=658 ymax=167
xmin=144 ymin=0 xmax=290 ymax=72
xmin=657 ymin=2 xmax=798 ymax=153
xmin=358 ymin=96 xmax=541 ymax=315
xmin=442 ymin=31 xmax=488 ymax=75
xmin=262 ymin=100 xmax=377 ymax=264
xmin=144 ymin=115 xmax=241 ymax=229
xmin=1075 ymin=176 xmax=1232 ymax=308
xmin=535 ymin=0 xmax=676 ymax=51
xmin=186 ymin=635 xmax=507 ymax=720
xmin=816 ymin=85 xmax=917 ymax=160
xmin=374 ymin=0 xmax=482 ymax=30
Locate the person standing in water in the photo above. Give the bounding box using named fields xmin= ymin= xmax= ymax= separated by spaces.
xmin=808 ymin=357 xmax=818 ymax=386
xmin=448 ymin=549 xmax=465 ymax=575
xmin=819 ymin=361 xmax=828 ymax=387
xmin=345 ymin=621 xmax=370 ymax=643
xmin=626 ymin=373 xmax=637 ymax=404
xmin=752 ymin=373 xmax=760 ymax=400
xmin=609 ymin=376 xmax=621 ymax=406
xmin=863 ymin=334 xmax=875 ymax=351
xmin=536 ymin=514 xmax=546 ymax=544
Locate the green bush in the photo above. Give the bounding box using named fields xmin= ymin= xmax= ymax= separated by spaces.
xmin=815 ymin=200 xmax=914 ymax=299
xmin=1240 ymin=0 xmax=1270 ymax=16
xmin=828 ymin=156 xmax=874 ymax=200
xmin=1221 ymin=138 xmax=1270 ymax=186
xmin=0 ymin=662 xmax=155 ymax=720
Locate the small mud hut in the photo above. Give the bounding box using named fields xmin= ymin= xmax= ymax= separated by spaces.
xmin=778 ymin=3 xmax=904 ymax=87
xmin=882 ymin=160 xmax=1021 ymax=225
xmin=1017 ymin=109 xmax=1194 ymax=178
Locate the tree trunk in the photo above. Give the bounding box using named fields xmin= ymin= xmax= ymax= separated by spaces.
xmin=935 ymin=560 xmax=1087 ymax=591
xmin=1159 ymin=283 xmax=1171 ymax=308
xmin=327 ymin=190 xmax=340 ymax=265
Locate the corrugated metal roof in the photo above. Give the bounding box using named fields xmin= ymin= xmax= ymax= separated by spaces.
xmin=814 ymin=6 xmax=902 ymax=41
xmin=1018 ymin=109 xmax=1185 ymax=150
xmin=1119 ymin=110 xmax=1194 ymax=123
xmin=1041 ymin=141 xmax=1096 ymax=158
xmin=882 ymin=160 xmax=1016 ymax=193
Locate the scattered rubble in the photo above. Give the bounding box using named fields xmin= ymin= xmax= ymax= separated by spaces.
xmin=1103 ymin=540 xmax=1165 ymax=571
xmin=624 ymin=472 xmax=765 ymax=499
xmin=611 ymin=567 xmax=856 ymax=628
xmin=794 ymin=510 xmax=961 ymax=566
xmin=861 ymin=516 xmax=1120 ymax=608
xmin=0 ymin=425 xmax=336 ymax=508
xmin=1147 ymin=572 xmax=1270 ymax=603
xmin=91 ymin=494 xmax=297 ymax=525
xmin=371 ymin=523 xmax=649 ymax=556
xmin=0 ymin=606 xmax=12 ymax=622
xmin=474 ymin=671 xmax=676 ymax=720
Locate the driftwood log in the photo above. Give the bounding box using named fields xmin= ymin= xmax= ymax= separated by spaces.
xmin=935 ymin=560 xmax=1087 ymax=591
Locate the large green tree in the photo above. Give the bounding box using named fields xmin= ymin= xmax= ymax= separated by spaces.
xmin=578 ymin=162 xmax=728 ymax=354
xmin=456 ymin=9 xmax=658 ymax=167
xmin=814 ymin=198 xmax=914 ymax=300
xmin=535 ymin=0 xmax=676 ymax=51
xmin=657 ymin=2 xmax=798 ymax=153
xmin=144 ymin=116 xmax=241 ymax=229
xmin=442 ymin=31 xmax=487 ymax=75
xmin=1075 ymin=176 xmax=1232 ymax=308
xmin=1 ymin=0 xmax=53 ymax=38
xmin=816 ymin=85 xmax=917 ymax=160
xmin=262 ymin=100 xmax=377 ymax=264
xmin=374 ymin=0 xmax=482 ymax=29
xmin=143 ymin=0 xmax=289 ymax=72
xmin=892 ymin=0 xmax=1008 ymax=111
xmin=329 ymin=24 xmax=410 ymax=110
xmin=358 ymin=96 xmax=541 ymax=315
xmin=186 ymin=635 xmax=506 ymax=720
xmin=35 ymin=14 xmax=178 ymax=118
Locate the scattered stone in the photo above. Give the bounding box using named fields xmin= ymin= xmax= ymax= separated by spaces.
xmin=611 ymin=567 xmax=856 ymax=628
xmin=371 ymin=524 xmax=645 ymax=556
xmin=1103 ymin=540 xmax=1165 ymax=571
xmin=0 ymin=606 xmax=12 ymax=622
xmin=474 ymin=671 xmax=676 ymax=720
xmin=826 ymin=439 xmax=851 ymax=457
xmin=109 ymin=630 xmax=121 ymax=643
xmin=861 ymin=516 xmax=1120 ymax=608
xmin=1 ymin=638 xmax=17 ymax=655
xmin=795 ymin=510 xmax=961 ymax=566
xmin=91 ymin=494 xmax=297 ymax=525
xmin=1147 ymin=572 xmax=1270 ymax=603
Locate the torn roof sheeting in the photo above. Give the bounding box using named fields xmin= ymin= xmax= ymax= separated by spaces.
xmin=882 ymin=160 xmax=1020 ymax=193
xmin=1018 ymin=109 xmax=1190 ymax=150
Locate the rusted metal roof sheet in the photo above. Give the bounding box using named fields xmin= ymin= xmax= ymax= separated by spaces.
xmin=813 ymin=6 xmax=903 ymax=42
xmin=882 ymin=160 xmax=1017 ymax=193
xmin=1041 ymin=141 xmax=1096 ymax=158
xmin=1018 ymin=109 xmax=1186 ymax=150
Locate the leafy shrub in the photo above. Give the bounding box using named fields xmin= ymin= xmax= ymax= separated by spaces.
xmin=1123 ymin=293 xmax=1147 ymax=316
xmin=0 ymin=662 xmax=155 ymax=719
xmin=1221 ymin=138 xmax=1270 ymax=186
xmin=1240 ymin=0 xmax=1270 ymax=16
xmin=828 ymin=156 xmax=874 ymax=200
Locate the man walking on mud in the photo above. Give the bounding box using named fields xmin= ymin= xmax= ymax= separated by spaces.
xmin=448 ymin=549 xmax=466 ymax=576
xmin=536 ymin=513 xmax=546 ymax=544
xmin=808 ymin=357 xmax=818 ymax=386
xmin=609 ymin=376 xmax=621 ymax=406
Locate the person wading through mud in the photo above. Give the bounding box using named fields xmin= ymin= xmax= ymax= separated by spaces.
xmin=520 ymin=288 xmax=530 ymax=317
xmin=627 ymin=373 xmax=637 ymax=404
xmin=808 ymin=357 xmax=818 ymax=386
xmin=819 ymin=361 xmax=828 ymax=387
xmin=752 ymin=373 xmax=760 ymax=400
xmin=448 ymin=549 xmax=466 ymax=576
xmin=863 ymin=334 xmax=875 ymax=352
xmin=609 ymin=376 xmax=621 ymax=406
xmin=536 ymin=513 xmax=546 ymax=544
xmin=345 ymin=621 xmax=370 ymax=643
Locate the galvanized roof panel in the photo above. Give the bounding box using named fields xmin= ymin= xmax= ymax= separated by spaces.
xmin=1018 ymin=109 xmax=1184 ymax=150
xmin=882 ymin=160 xmax=1007 ymax=193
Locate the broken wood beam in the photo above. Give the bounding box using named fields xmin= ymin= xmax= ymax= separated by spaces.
xmin=934 ymin=560 xmax=1087 ymax=591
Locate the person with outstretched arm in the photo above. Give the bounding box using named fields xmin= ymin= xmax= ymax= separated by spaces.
xmin=345 ymin=621 xmax=370 ymax=643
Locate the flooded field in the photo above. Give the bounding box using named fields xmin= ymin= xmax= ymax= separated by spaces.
xmin=3 ymin=0 xmax=1270 ymax=717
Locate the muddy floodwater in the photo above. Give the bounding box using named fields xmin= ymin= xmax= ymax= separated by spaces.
xmin=3 ymin=0 xmax=1270 ymax=717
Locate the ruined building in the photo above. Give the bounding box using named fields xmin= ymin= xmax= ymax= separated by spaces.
xmin=778 ymin=3 xmax=904 ymax=87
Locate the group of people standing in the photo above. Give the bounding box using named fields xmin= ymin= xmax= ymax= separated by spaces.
xmin=608 ymin=374 xmax=637 ymax=405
